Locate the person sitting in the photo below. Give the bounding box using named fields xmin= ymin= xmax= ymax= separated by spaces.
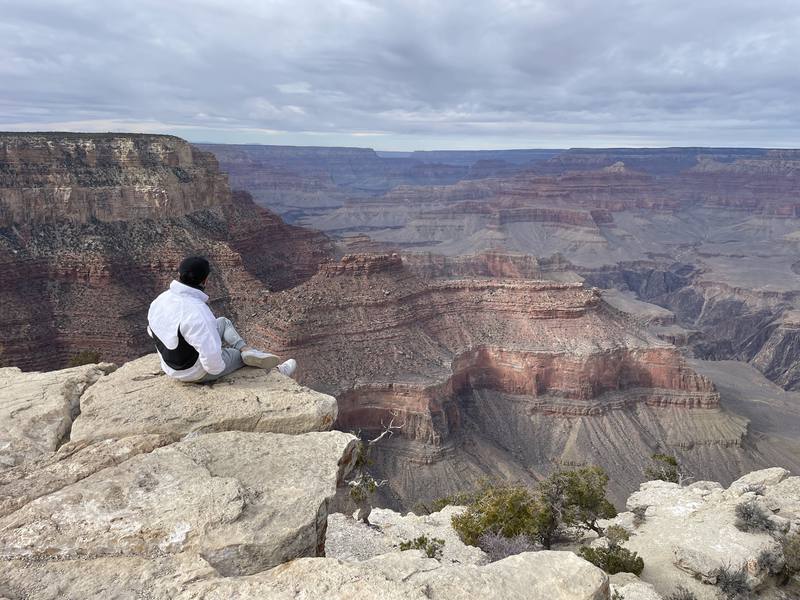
xmin=147 ymin=255 xmax=296 ymax=383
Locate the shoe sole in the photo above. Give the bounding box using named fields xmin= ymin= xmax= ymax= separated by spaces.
xmin=242 ymin=354 xmax=282 ymax=370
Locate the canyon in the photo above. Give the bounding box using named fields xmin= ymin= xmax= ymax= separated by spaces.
xmin=3 ymin=133 xmax=800 ymax=514
xmin=206 ymin=144 xmax=800 ymax=397
xmin=0 ymin=133 xmax=332 ymax=371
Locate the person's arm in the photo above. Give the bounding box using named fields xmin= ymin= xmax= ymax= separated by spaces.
xmin=180 ymin=307 xmax=226 ymax=375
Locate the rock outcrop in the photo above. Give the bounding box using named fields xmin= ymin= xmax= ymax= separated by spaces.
xmin=70 ymin=354 xmax=338 ymax=442
xmin=238 ymin=254 xmax=761 ymax=508
xmin=0 ymin=360 xmax=358 ymax=599
xmin=603 ymin=468 xmax=800 ymax=598
xmin=0 ymin=363 xmax=116 ymax=469
xmin=326 ymin=505 xmax=488 ymax=565
xmin=173 ymin=551 xmax=609 ymax=600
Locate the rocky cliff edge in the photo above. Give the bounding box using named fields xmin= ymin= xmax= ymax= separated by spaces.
xmin=0 ymin=356 xmax=611 ymax=600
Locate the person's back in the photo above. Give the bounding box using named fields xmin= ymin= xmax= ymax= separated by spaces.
xmin=148 ymin=278 xmax=225 ymax=381
xmin=147 ymin=256 xmax=296 ymax=383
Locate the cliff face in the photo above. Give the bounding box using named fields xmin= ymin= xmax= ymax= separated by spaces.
xmin=238 ymin=253 xmax=763 ymax=507
xmin=0 ymin=133 xmax=231 ymax=226
xmin=0 ymin=133 xmax=333 ymax=371
xmin=233 ymin=144 xmax=800 ymax=394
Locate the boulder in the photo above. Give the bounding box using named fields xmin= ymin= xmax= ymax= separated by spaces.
xmin=70 ymin=354 xmax=338 ymax=442
xmin=0 ymin=363 xmax=115 ymax=470
xmin=326 ymin=505 xmax=488 ymax=565
xmin=0 ymin=430 xmax=357 ymax=578
xmin=0 ymin=434 xmax=172 ymax=518
xmin=609 ymin=573 xmax=663 ymax=600
xmin=174 ymin=550 xmax=609 ymax=600
xmin=623 ymin=477 xmax=787 ymax=599
xmin=763 ymin=476 xmax=800 ymax=525
xmin=726 ymin=467 xmax=790 ymax=498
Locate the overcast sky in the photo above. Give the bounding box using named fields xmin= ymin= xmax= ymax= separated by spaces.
xmin=1 ymin=0 xmax=799 ymax=150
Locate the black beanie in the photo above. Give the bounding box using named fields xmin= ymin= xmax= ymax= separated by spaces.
xmin=178 ymin=256 xmax=210 ymax=289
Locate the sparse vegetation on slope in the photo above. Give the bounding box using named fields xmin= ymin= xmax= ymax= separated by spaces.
xmin=399 ymin=535 xmax=445 ymax=559
xmin=578 ymin=525 xmax=645 ymax=576
xmin=451 ymin=466 xmax=616 ymax=551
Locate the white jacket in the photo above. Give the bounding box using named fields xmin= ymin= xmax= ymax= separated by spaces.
xmin=147 ymin=280 xmax=225 ymax=381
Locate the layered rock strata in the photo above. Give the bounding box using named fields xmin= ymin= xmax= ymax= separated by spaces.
xmin=242 ymin=254 xmax=754 ymax=507
xmin=218 ymin=143 xmax=800 ymax=393
xmin=0 ymin=133 xmax=333 ymax=371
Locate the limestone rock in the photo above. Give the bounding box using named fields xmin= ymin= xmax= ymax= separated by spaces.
xmin=622 ymin=476 xmax=788 ymax=599
xmin=0 ymin=430 xmax=357 ymax=578
xmin=70 ymin=354 xmax=338 ymax=442
xmin=0 ymin=363 xmax=115 ymax=470
xmin=326 ymin=505 xmax=488 ymax=565
xmin=764 ymin=475 xmax=800 ymax=526
xmin=609 ymin=573 xmax=663 ymax=600
xmin=0 ymin=554 xmax=213 ymax=600
xmin=174 ymin=550 xmax=609 ymax=600
xmin=727 ymin=467 xmax=790 ymax=497
xmin=0 ymin=434 xmax=173 ymax=518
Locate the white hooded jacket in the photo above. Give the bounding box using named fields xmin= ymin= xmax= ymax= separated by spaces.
xmin=147 ymin=280 xmax=226 ymax=381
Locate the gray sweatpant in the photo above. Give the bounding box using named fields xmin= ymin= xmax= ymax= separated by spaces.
xmin=196 ymin=317 xmax=246 ymax=383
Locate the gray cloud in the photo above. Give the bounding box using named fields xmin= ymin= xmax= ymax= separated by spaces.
xmin=1 ymin=0 xmax=799 ymax=149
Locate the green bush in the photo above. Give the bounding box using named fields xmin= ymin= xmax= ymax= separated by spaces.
xmin=349 ymin=473 xmax=379 ymax=503
xmin=578 ymin=544 xmax=644 ymax=576
xmin=451 ymin=466 xmax=617 ymax=550
xmin=399 ymin=535 xmax=445 ymax=559
xmin=644 ymin=454 xmax=679 ymax=483
xmin=68 ymin=350 xmax=101 ymax=367
xmin=451 ymin=485 xmax=545 ymax=546
xmin=561 ymin=466 xmax=617 ymax=533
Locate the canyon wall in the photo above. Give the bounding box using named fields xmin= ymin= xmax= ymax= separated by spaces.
xmin=0 ymin=134 xmax=333 ymax=371
xmin=208 ymin=143 xmax=800 ymax=392
xmin=241 ymin=253 xmax=772 ymax=507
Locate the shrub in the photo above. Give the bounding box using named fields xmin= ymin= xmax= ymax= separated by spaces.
xmin=452 ymin=468 xmax=618 ymax=550
xmin=734 ymin=499 xmax=774 ymax=533
xmin=349 ymin=473 xmax=379 ymax=504
xmin=666 ymin=586 xmax=698 ymax=600
xmin=477 ymin=531 xmax=535 ymax=562
xmin=399 ymin=535 xmax=445 ymax=559
xmin=451 ymin=485 xmax=544 ymax=546
xmin=605 ymin=525 xmax=630 ymax=547
xmin=631 ymin=505 xmax=647 ymax=527
xmin=644 ymin=453 xmax=679 ymax=483
xmin=68 ymin=350 xmax=101 ymax=367
xmin=578 ymin=544 xmax=644 ymax=576
xmin=780 ymin=532 xmax=800 ymax=583
xmin=713 ymin=565 xmax=749 ymax=600
xmin=756 ymin=547 xmax=783 ymax=575
xmin=561 ymin=466 xmax=617 ymax=533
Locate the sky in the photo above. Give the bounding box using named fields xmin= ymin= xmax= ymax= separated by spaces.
xmin=1 ymin=0 xmax=799 ymax=151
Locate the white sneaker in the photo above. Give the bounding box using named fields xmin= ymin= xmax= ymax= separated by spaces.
xmin=241 ymin=348 xmax=281 ymax=370
xmin=277 ymin=359 xmax=297 ymax=377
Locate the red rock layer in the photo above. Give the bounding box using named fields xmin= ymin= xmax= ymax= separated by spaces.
xmin=0 ymin=134 xmax=333 ymax=370
xmin=248 ymin=254 xmax=719 ymax=446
